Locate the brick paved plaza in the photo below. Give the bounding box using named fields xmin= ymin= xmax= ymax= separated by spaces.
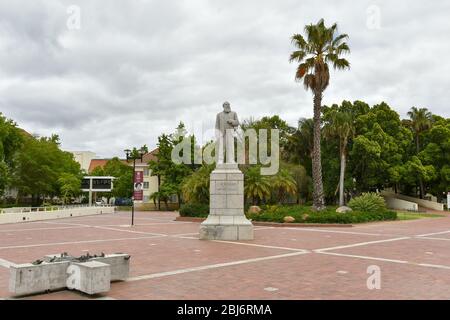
xmin=0 ymin=211 xmax=449 ymax=300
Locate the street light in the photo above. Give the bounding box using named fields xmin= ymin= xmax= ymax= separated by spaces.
xmin=124 ymin=146 xmax=147 ymax=226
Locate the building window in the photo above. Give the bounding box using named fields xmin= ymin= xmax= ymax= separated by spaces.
xmin=143 ymin=182 xmax=149 ymax=189
xmin=143 ymin=168 xmax=150 ymax=176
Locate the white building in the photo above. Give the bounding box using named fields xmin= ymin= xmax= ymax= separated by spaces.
xmin=70 ymin=151 xmax=96 ymax=172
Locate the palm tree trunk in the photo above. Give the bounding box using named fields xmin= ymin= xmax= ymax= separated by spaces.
xmin=415 ymin=134 xmax=420 ymax=154
xmin=157 ymin=175 xmax=161 ymax=210
xmin=312 ymin=92 xmax=325 ymax=210
xmin=416 ymin=134 xmax=425 ymax=199
xmin=339 ymin=151 xmax=346 ymax=207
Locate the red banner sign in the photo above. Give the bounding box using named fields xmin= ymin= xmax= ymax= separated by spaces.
xmin=133 ymin=171 xmax=144 ymax=201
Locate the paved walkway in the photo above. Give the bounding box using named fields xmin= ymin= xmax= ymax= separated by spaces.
xmin=0 ymin=211 xmax=449 ymax=299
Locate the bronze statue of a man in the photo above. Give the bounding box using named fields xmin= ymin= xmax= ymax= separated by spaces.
xmin=215 ymin=101 xmax=239 ymax=164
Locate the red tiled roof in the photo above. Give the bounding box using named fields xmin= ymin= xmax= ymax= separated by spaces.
xmin=136 ymin=148 xmax=159 ymax=165
xmin=88 ymin=159 xmax=109 ymax=173
xmin=88 ymin=148 xmax=159 ymax=173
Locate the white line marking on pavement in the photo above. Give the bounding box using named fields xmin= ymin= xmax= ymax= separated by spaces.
xmin=315 ymin=237 xmax=410 ymax=252
xmin=415 ymin=230 xmax=450 ymax=237
xmin=318 ymin=251 xmax=450 ymax=271
xmin=417 ymin=263 xmax=450 ymax=270
xmin=41 ymin=221 xmax=93 ymax=227
xmin=0 ymin=258 xmax=15 ymax=268
xmin=211 ymin=240 xmax=308 ymax=252
xmin=0 ymin=235 xmax=162 ymax=250
xmin=95 ymin=215 xmax=179 ymax=223
xmin=317 ymin=251 xmax=409 ymax=264
xmin=91 ymin=225 xmax=167 ymax=237
xmin=416 ymin=237 xmax=450 ymax=242
xmin=102 ymin=222 xmax=193 ymax=227
xmin=0 ymin=226 xmax=85 ymax=233
xmin=42 ymin=221 xmax=168 ymax=237
xmin=126 ymin=251 xmax=308 ymax=282
xmin=284 ymin=227 xmax=388 ymax=237
xmin=337 ymin=270 xmax=349 ymax=274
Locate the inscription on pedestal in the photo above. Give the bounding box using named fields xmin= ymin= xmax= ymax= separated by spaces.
xmin=216 ymin=181 xmax=239 ymax=193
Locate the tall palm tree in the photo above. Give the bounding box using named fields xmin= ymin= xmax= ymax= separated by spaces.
xmin=407 ymin=107 xmax=433 ymax=153
xmin=323 ymin=109 xmax=355 ymax=206
xmin=407 ymin=107 xmax=433 ymax=198
xmin=290 ymin=19 xmax=350 ymax=211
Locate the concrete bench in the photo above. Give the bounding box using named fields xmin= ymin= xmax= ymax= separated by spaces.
xmin=70 ymin=261 xmax=111 ymax=295
xmin=9 ymin=253 xmax=130 ymax=296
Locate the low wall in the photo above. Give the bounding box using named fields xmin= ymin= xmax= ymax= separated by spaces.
xmin=381 ymin=191 xmax=444 ymax=211
xmin=1 ymin=207 xmax=32 ymax=213
xmin=383 ymin=196 xmax=418 ymax=212
xmin=0 ymin=206 xmax=115 ymax=225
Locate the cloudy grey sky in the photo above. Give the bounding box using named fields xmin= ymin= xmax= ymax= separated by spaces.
xmin=1 ymin=0 xmax=449 ymax=158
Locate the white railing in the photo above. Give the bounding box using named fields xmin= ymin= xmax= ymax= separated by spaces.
xmin=0 ymin=204 xmax=114 ymax=214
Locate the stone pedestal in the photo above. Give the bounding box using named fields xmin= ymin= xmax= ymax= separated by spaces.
xmin=73 ymin=261 xmax=111 ymax=295
xmin=200 ymin=163 xmax=253 ymax=240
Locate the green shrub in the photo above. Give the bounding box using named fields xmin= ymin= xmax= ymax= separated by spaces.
xmin=246 ymin=204 xmax=397 ymax=224
xmin=348 ymin=193 xmax=386 ymax=213
xmin=179 ymin=203 xmax=209 ymax=217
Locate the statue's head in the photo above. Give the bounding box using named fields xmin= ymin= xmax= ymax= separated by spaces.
xmin=223 ymin=101 xmax=231 ymax=113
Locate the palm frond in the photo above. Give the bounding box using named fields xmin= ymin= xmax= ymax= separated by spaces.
xmin=289 ymin=50 xmax=307 ymax=63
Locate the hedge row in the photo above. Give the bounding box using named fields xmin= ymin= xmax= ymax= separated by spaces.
xmin=179 ymin=203 xmax=209 ymax=217
xmin=247 ymin=205 xmax=397 ymax=224
xmin=179 ymin=203 xmax=397 ymax=224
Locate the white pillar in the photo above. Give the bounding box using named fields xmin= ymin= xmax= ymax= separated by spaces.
xmin=447 ymin=192 xmax=450 ymax=211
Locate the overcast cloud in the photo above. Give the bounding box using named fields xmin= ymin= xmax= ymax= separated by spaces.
xmin=0 ymin=0 xmax=449 ymax=157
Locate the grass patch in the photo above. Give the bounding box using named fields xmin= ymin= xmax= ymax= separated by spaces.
xmin=396 ymin=212 xmax=444 ymax=221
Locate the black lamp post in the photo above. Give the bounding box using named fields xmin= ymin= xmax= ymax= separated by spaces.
xmin=124 ymin=147 xmax=146 ymax=226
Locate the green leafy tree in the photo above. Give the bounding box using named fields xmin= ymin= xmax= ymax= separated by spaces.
xmin=290 ymin=19 xmax=350 ymax=211
xmin=350 ymin=102 xmax=412 ymax=194
xmin=419 ymin=121 xmax=450 ymax=199
xmin=58 ymin=173 xmax=82 ymax=204
xmin=12 ymin=135 xmax=81 ymax=205
xmin=103 ymin=157 xmax=133 ymax=198
xmin=241 ymin=115 xmax=295 ymax=158
xmin=148 ymin=123 xmax=194 ymax=209
xmin=0 ymin=113 xmax=24 ymax=196
xmin=323 ymin=104 xmax=356 ymax=206
xmin=284 ymin=118 xmax=314 ymax=172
